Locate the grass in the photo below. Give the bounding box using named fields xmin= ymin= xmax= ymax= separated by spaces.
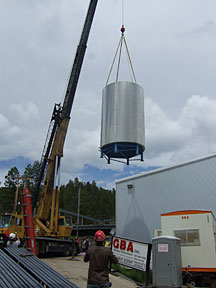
xmin=112 ymin=263 xmax=152 ymax=284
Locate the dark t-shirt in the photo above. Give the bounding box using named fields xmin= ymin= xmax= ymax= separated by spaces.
xmin=83 ymin=239 xmax=89 ymax=252
xmin=84 ymin=245 xmax=118 ymax=285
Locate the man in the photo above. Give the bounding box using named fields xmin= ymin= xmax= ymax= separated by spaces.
xmin=6 ymin=232 xmax=20 ymax=247
xmin=84 ymin=230 xmax=118 ymax=288
xmin=82 ymin=236 xmax=89 ymax=252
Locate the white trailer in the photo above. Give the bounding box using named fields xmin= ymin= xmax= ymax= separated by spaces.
xmin=159 ymin=210 xmax=216 ymax=286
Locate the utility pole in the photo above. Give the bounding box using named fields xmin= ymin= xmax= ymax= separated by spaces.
xmin=76 ymin=187 xmax=81 ymax=238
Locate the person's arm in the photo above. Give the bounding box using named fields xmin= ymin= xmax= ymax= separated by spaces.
xmin=109 ymin=250 xmax=118 ymax=264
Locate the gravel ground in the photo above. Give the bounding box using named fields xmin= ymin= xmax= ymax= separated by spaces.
xmin=41 ymin=256 xmax=196 ymax=288
xmin=42 ymin=256 xmax=138 ymax=288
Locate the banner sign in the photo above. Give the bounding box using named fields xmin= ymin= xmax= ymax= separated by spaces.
xmin=112 ymin=236 xmax=149 ymax=271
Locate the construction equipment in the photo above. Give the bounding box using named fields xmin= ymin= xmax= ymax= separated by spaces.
xmin=33 ymin=0 xmax=98 ymax=255
xmin=0 ymin=177 xmax=24 ymax=247
xmin=0 ymin=0 xmax=98 ymax=256
xmin=0 ymin=213 xmax=24 ymax=247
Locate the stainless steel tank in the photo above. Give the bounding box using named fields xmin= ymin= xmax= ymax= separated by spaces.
xmin=100 ymin=81 xmax=145 ymax=163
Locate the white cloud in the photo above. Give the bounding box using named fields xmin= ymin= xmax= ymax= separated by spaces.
xmin=55 ymin=91 xmax=216 ymax=187
xmin=2 ymin=92 xmax=216 ymax=186
xmin=144 ymin=95 xmax=216 ymax=166
xmin=0 ymin=114 xmax=21 ymax=159
xmin=105 ymin=182 xmax=116 ymax=191
xmin=1 ymin=1 xmax=216 ymax=187
xmin=0 ymin=114 xmax=10 ymax=131
xmin=10 ymin=102 xmax=39 ymax=123
xmin=0 ymin=101 xmax=43 ymax=160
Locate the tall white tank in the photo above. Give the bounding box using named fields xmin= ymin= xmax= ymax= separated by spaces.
xmin=100 ymin=81 xmax=145 ymax=164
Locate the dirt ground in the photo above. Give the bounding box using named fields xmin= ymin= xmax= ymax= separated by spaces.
xmin=42 ymin=255 xmax=138 ymax=288
xmin=42 ymin=256 xmax=192 ymax=288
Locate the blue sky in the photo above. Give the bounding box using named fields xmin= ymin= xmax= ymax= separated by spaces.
xmin=0 ymin=155 xmax=159 ymax=189
xmin=0 ymin=156 xmax=30 ymax=171
xmin=0 ymin=156 xmax=31 ymax=185
xmin=78 ymin=163 xmax=160 ymax=189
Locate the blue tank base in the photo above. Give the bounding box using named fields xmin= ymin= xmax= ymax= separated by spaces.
xmin=100 ymin=142 xmax=144 ymax=165
xmin=101 ymin=153 xmax=144 ymax=165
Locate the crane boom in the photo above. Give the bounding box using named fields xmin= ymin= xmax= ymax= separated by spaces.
xmin=34 ymin=0 xmax=98 ymax=227
xmin=62 ymin=0 xmax=98 ymax=117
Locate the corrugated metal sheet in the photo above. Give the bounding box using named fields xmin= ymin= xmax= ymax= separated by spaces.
xmin=115 ymin=153 xmax=216 ymax=243
xmin=0 ymin=249 xmax=43 ymax=288
xmin=4 ymin=247 xmax=79 ymax=288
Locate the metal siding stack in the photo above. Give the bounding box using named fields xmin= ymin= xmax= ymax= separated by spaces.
xmin=0 ymin=249 xmax=43 ymax=288
xmin=116 ymin=154 xmax=216 ymax=243
xmin=4 ymin=247 xmax=79 ymax=288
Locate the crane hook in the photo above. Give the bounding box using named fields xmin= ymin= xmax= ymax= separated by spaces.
xmin=121 ymin=25 xmax=125 ymax=35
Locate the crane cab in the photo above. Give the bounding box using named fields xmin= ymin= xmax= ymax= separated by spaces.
xmin=0 ymin=213 xmax=24 ymax=247
xmin=58 ymin=215 xmax=73 ymax=238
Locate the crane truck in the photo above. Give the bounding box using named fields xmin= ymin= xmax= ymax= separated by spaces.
xmin=0 ymin=0 xmax=98 ymax=256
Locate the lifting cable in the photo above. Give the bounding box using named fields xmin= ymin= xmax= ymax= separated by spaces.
xmin=106 ymin=0 xmax=137 ymax=85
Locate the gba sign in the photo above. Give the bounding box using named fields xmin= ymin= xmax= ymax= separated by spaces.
xmin=112 ymin=236 xmax=149 ymax=271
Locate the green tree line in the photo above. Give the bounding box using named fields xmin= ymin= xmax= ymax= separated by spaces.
xmin=0 ymin=162 xmax=115 ymax=222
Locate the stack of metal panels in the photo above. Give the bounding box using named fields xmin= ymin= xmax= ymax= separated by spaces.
xmin=0 ymin=249 xmax=43 ymax=288
xmin=4 ymin=247 xmax=79 ymax=288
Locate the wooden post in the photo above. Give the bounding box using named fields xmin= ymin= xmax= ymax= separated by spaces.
xmin=13 ymin=175 xmax=21 ymax=214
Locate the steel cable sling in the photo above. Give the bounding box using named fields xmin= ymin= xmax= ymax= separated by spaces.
xmin=106 ymin=0 xmax=136 ymax=85
xmin=106 ymin=25 xmax=137 ymax=85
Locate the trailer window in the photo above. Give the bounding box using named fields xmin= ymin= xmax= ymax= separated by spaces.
xmin=174 ymin=229 xmax=200 ymax=246
xmin=174 ymin=231 xmax=186 ymax=245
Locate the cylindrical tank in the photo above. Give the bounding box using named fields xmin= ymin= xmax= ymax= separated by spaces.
xmin=100 ymin=81 xmax=145 ymax=163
